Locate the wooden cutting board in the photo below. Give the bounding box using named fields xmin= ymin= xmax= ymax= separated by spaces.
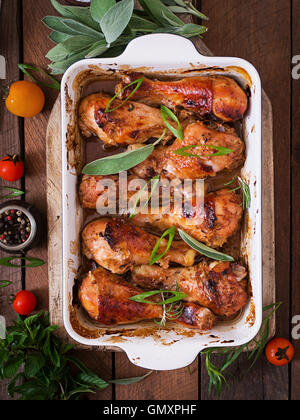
xmin=46 ymin=39 xmax=275 ymax=350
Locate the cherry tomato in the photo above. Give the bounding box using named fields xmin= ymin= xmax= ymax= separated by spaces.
xmin=265 ymin=337 xmax=295 ymax=366
xmin=5 ymin=80 xmax=45 ymax=118
xmin=12 ymin=290 xmax=37 ymax=316
xmin=0 ymin=155 xmax=24 ymax=182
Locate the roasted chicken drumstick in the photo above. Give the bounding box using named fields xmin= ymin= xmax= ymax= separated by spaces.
xmin=116 ymin=73 xmax=248 ymax=122
xmin=132 ymin=121 xmax=245 ymax=180
xmin=78 ymin=93 xmax=171 ymax=146
xmin=82 ymin=218 xmax=198 ymax=274
xmin=131 ymin=261 xmax=248 ymax=317
xmin=79 ymin=267 xmax=216 ymax=330
xmin=132 ymin=189 xmax=243 ymax=248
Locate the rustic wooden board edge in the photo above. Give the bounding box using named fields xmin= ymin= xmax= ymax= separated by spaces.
xmin=46 ymin=41 xmax=276 ymax=351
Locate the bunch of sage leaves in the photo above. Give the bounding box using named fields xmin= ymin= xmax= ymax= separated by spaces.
xmin=43 ymin=0 xmax=208 ymax=74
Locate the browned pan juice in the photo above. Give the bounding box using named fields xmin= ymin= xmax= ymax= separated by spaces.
xmin=77 ymin=74 xmax=249 ymax=324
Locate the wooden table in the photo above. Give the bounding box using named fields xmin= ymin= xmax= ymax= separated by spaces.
xmin=0 ymin=0 xmax=298 ymax=400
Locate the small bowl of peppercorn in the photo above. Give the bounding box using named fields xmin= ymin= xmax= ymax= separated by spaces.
xmin=0 ymin=200 xmax=41 ymax=253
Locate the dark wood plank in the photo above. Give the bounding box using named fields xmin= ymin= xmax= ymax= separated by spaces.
xmin=0 ymin=0 xmax=23 ymax=400
xmin=291 ymin=0 xmax=300 ymax=401
xmin=200 ymin=0 xmax=291 ymax=400
xmin=115 ymin=353 xmax=198 ymax=400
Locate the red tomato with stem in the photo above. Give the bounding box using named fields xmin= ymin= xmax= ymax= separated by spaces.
xmin=0 ymin=154 xmax=24 ymax=182
xmin=265 ymin=337 xmax=295 ymax=366
xmin=12 ymin=290 xmax=37 ymax=316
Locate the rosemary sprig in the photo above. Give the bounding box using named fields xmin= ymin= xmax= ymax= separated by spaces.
xmin=224 ymin=176 xmax=251 ymax=210
xmin=201 ymin=302 xmax=282 ymax=397
xmin=130 ymin=288 xmax=187 ymax=327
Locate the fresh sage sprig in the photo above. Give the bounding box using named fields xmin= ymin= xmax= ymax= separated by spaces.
xmin=43 ymin=0 xmax=208 ymax=74
xmin=0 ymin=187 xmax=24 ymax=200
xmin=105 ymin=76 xmax=145 ymax=112
xmin=160 ymin=105 xmax=183 ymax=140
xmin=178 ymin=229 xmax=234 ymax=262
xmin=149 ymin=226 xmax=177 ymax=265
xmin=82 ymin=129 xmax=166 ymax=175
xmin=173 ymin=144 xmax=233 ymax=158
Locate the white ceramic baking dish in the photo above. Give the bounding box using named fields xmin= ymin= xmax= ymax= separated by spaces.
xmin=61 ymin=34 xmax=262 ymax=371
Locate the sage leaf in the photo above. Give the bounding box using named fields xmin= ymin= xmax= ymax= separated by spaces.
xmin=50 ymin=0 xmax=100 ymax=31
xmin=82 ymin=130 xmax=164 ymax=175
xmin=138 ymin=0 xmax=184 ymax=27
xmin=178 ymin=229 xmax=235 ymax=262
xmin=42 ymin=16 xmax=80 ymax=35
xmin=50 ymin=0 xmax=75 ymax=19
xmin=84 ymin=40 xmax=109 ymax=58
xmin=110 ymin=370 xmax=153 ymax=385
xmin=173 ymin=144 xmax=233 ymax=158
xmin=90 ymin=0 xmax=116 ymax=23
xmin=130 ymin=14 xmax=159 ymax=32
xmin=49 ymin=31 xmax=72 ymax=44
xmin=46 ymin=35 xmax=97 ymax=61
xmin=100 ymin=0 xmax=134 ymax=44
xmin=62 ymin=18 xmax=103 ymax=39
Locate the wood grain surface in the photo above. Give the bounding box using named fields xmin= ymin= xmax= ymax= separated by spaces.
xmin=0 ymin=0 xmax=299 ymax=401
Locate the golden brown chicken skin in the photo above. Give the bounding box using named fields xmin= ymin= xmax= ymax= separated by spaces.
xmin=132 ymin=121 xmax=245 ymax=180
xmin=79 ymin=267 xmax=216 ymax=330
xmin=82 ymin=218 xmax=198 ymax=274
xmin=78 ymin=93 xmax=170 ymax=146
xmin=131 ymin=261 xmax=248 ymax=317
xmin=132 ymin=189 xmax=243 ymax=248
xmin=116 ymin=73 xmax=248 ymax=122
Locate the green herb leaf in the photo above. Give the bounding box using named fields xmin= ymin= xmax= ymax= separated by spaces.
xmin=173 ymin=144 xmax=233 ymax=158
xmin=105 ymin=76 xmax=145 ymax=112
xmin=129 ymin=289 xmax=187 ymax=305
xmin=150 ymin=226 xmax=177 ymax=265
xmin=138 ymin=0 xmax=184 ymax=27
xmin=18 ymin=64 xmax=60 ymax=90
xmin=110 ymin=370 xmax=153 ymax=385
xmin=0 ymin=280 xmax=12 ymax=289
xmin=0 ymin=186 xmax=24 ymax=200
xmin=42 ymin=16 xmax=81 ymax=36
xmin=49 ymin=31 xmax=73 ymax=44
xmin=129 ymin=175 xmax=160 ymax=219
xmin=82 ymin=130 xmax=165 ymax=175
xmin=90 ymin=0 xmax=116 ymax=23
xmin=0 ymin=256 xmax=46 ymax=268
xmin=77 ymin=370 xmax=109 ymax=390
xmin=46 ymin=35 xmax=98 ymax=62
xmin=160 ymin=104 xmax=183 ymax=140
xmin=237 ymin=177 xmax=251 ymax=210
xmin=100 ymin=0 xmax=134 ymax=45
xmin=178 ymin=229 xmax=234 ymax=262
xmin=24 ymin=353 xmax=45 ymax=378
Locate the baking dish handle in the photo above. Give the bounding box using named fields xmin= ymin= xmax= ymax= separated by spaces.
xmin=119 ymin=342 xmax=204 ymax=371
xmin=118 ymin=33 xmax=203 ymax=64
